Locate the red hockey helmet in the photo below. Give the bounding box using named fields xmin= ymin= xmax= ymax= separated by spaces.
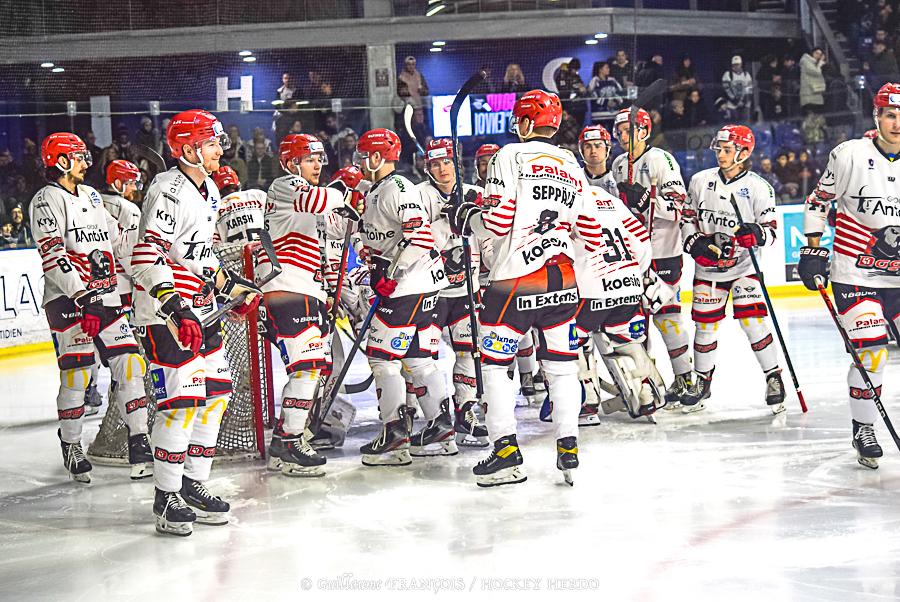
xmin=41 ymin=132 xmax=91 ymax=170
xmin=614 ymin=107 xmax=652 ymax=139
xmin=279 ymin=133 xmax=328 ymax=170
xmin=475 ymin=143 xmax=501 ymax=159
xmin=511 ymin=89 xmax=562 ymax=134
xmin=106 ymin=159 xmax=142 ymax=191
xmin=425 ymin=138 xmax=455 ymax=164
xmin=212 ymin=166 xmax=240 ymax=192
xmin=331 ymin=165 xmax=364 ymax=190
xmin=356 ymin=128 xmax=402 ymax=163
xmin=874 ymin=83 xmax=900 ymax=113
xmin=166 ymin=109 xmax=229 ymax=159
xmin=711 ymin=125 xmax=755 ymax=156
xmin=579 ymin=125 xmax=612 ymax=148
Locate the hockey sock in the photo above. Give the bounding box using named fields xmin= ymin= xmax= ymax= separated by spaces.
xmin=108 ymin=353 xmax=149 ymax=436
xmin=516 ymin=332 xmax=537 ymax=375
xmin=542 ymin=360 xmax=580 ymax=440
xmin=405 ymin=358 xmax=449 ymax=420
xmin=693 ymin=322 xmax=720 ymax=375
xmin=183 ymin=392 xmax=229 ymax=483
xmin=848 ymin=345 xmax=887 ymax=425
xmin=739 ymin=317 xmax=779 ymax=374
xmin=483 ymin=363 xmax=518 ymax=443
xmin=653 ymin=313 xmax=692 ymax=375
xmin=57 ymin=367 xmax=90 ymax=443
xmin=280 ymin=369 xmax=320 ymax=435
xmin=369 ymin=358 xmax=405 ymax=422
xmin=152 ymin=407 xmax=193 ymax=492
xmin=452 ymin=351 xmax=477 ymax=403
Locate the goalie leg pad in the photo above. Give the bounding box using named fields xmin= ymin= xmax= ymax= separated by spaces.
xmin=595 ymin=336 xmax=663 ymax=418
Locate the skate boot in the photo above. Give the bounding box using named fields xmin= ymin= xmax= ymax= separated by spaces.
xmin=578 ymin=401 xmax=601 ymax=426
xmin=280 ymin=436 xmax=326 ymax=477
xmin=473 ymin=434 xmax=527 ymax=487
xmin=557 ymin=436 xmax=579 ymax=486
xmin=360 ymin=407 xmax=412 ymax=466
xmin=852 ymin=420 xmax=883 ymax=469
xmin=154 ymin=488 xmax=195 ymax=536
xmin=58 ymin=429 xmax=91 ymax=483
xmin=180 ymin=476 xmax=230 ymax=525
xmin=664 ymin=372 xmax=692 ymax=410
xmin=411 ymin=400 xmax=459 ymax=456
xmin=454 ymin=399 xmax=489 ymax=447
xmin=83 ymin=380 xmax=102 ymax=416
xmin=765 ymin=370 xmax=786 ymax=414
xmin=518 ymin=371 xmax=537 ymax=407
xmin=266 ymin=432 xmax=287 ymax=471
xmin=681 ymin=370 xmax=712 ymax=413
xmin=127 ymin=433 xmax=153 ymax=480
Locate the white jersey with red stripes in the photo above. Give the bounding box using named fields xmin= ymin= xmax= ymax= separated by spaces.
xmin=683 ymin=168 xmax=777 ymax=281
xmin=805 ymin=137 xmax=900 ymax=288
xmin=611 ymin=146 xmax=687 ymax=259
xmin=573 ymin=185 xmax=650 ymax=303
xmin=418 ymin=180 xmax=490 ymax=298
xmin=358 ymin=171 xmax=447 ymax=296
xmin=263 ymin=173 xmax=346 ymax=302
xmin=213 ymin=188 xmax=266 ymax=245
xmin=30 ymin=183 xmax=121 ymax=307
xmin=131 ymin=167 xmax=222 ymax=325
xmin=474 ymin=138 xmax=589 ymax=281
xmin=585 ymin=169 xmax=618 ymax=198
xmin=101 ymin=192 xmax=141 ymax=296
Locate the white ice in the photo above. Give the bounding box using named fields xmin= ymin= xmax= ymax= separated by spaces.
xmin=2 ymin=297 xmax=900 ymax=601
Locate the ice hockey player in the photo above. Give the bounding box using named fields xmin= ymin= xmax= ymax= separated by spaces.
xmin=611 ymin=107 xmax=693 ymax=407
xmin=30 ymin=133 xmax=150 ymax=484
xmin=798 ymin=83 xmax=900 ymax=468
xmin=444 ymin=89 xmax=587 ymax=487
xmin=354 ymin=127 xmax=449 ymax=466
xmin=211 ymin=165 xmax=266 ymax=246
xmin=131 ymin=110 xmax=260 ymax=536
xmin=418 ymin=137 xmax=490 ymax=449
xmin=257 ymin=134 xmax=363 ymax=476
xmin=579 ymin=124 xmax=617 ymax=197
xmin=473 ymin=143 xmax=500 ymax=188
xmin=680 ymin=125 xmax=785 ymax=413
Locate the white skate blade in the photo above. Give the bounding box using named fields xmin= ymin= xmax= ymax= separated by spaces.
xmin=681 ymin=400 xmax=706 ymax=414
xmin=663 ymin=401 xmax=682 ymax=411
xmin=130 ymin=462 xmax=153 ymax=480
xmin=155 ymin=517 xmax=193 ymax=536
xmin=280 ymin=463 xmax=326 ymax=478
xmin=83 ymin=405 xmax=100 ymax=417
xmin=69 ymin=471 xmax=91 ymax=484
xmin=456 ymin=432 xmax=490 ymax=447
xmin=191 ymin=509 xmax=229 ymax=526
xmin=562 ymin=469 xmax=574 ymax=486
xmin=266 ymin=455 xmax=283 ymax=472
xmin=857 ymin=456 xmax=879 ymax=470
xmin=362 ymin=449 xmax=412 ymax=466
xmin=475 ymin=466 xmax=527 ymax=488
xmin=770 ymin=402 xmax=786 ymax=415
xmin=578 ymin=412 xmax=601 ymax=427
xmin=644 ymin=414 xmax=657 ymax=424
xmin=410 ymin=438 xmax=459 ymax=457
xmin=310 ymin=439 xmax=336 ymax=451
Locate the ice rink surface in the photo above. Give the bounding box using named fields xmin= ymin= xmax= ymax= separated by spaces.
xmin=2 ymin=297 xmax=900 ymax=601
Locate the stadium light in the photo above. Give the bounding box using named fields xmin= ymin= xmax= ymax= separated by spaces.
xmin=594 ymin=32 xmax=608 ymax=39
xmin=243 ymin=56 xmax=257 ymax=63
xmin=430 ymin=47 xmax=442 ymax=53
xmin=40 ymin=62 xmax=54 ymax=68
xmin=426 ymin=3 xmax=446 ymax=16
xmin=432 ymin=41 xmax=446 ymax=46
xmin=239 ymin=50 xmax=253 ymax=57
xmin=585 ymin=39 xmax=598 ymax=45
xmin=51 ymin=67 xmax=64 ymax=73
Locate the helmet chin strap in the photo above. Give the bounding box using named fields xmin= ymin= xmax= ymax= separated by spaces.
xmin=364 ymin=154 xmax=385 ymax=176
xmin=180 ymin=145 xmax=209 ymax=176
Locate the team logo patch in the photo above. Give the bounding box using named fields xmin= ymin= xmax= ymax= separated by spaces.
xmin=568 ymin=323 xmax=580 ymax=350
xmin=481 ymin=332 xmax=519 ymax=355
xmin=151 ymin=368 xmax=167 ymax=400
xmin=628 ymin=319 xmax=646 ymax=340
xmin=89 ymin=190 xmax=102 ymax=207
xmin=391 ymin=333 xmax=412 ymax=351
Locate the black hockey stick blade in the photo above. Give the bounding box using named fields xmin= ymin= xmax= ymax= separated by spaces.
xmin=403 ymin=103 xmax=425 ymax=156
xmin=450 ymin=70 xmax=487 ymax=128
xmin=632 ymin=78 xmax=667 ymax=115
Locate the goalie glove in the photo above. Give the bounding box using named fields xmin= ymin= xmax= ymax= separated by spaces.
xmin=327 ymin=180 xmax=365 ymax=222
xmin=73 ymin=290 xmax=105 ymax=338
xmin=642 ymin=269 xmax=675 ymax=314
xmin=155 ymin=290 xmax=203 ymax=354
xmin=617 ymin=181 xmax=651 ymax=214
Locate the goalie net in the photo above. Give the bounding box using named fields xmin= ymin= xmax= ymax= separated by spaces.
xmin=88 ymin=243 xmax=275 ymax=465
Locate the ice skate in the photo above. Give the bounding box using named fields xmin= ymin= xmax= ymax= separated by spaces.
xmin=127 ymin=433 xmax=153 ymax=480
xmin=310 ymin=430 xmax=336 ymax=451
xmin=518 ymin=371 xmax=538 ymax=406
xmin=664 ymin=372 xmax=692 ymax=411
xmin=765 ymin=370 xmax=786 ymax=415
xmin=410 ymin=400 xmax=458 ymax=456
xmin=578 ymin=401 xmax=601 ymax=426
xmin=267 ymin=432 xmax=286 ymax=471
xmin=681 ymin=370 xmax=711 ymax=413
xmin=852 ymin=420 xmax=883 ymax=470
xmin=360 ymin=407 xmax=412 ymax=466
xmin=280 ymin=436 xmax=326 ymax=477
xmin=556 ymin=436 xmax=578 ymax=486
xmin=181 ymin=476 xmax=230 ymax=525
xmin=58 ymin=429 xmax=91 ymax=483
xmin=154 ymin=488 xmax=195 ymax=537
xmin=454 ymin=399 xmax=489 ymax=447
xmin=473 ymin=434 xmax=526 ymax=488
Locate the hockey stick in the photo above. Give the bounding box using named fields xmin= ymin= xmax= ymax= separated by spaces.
xmin=403 ymin=103 xmax=425 ymax=156
xmin=450 ymin=70 xmax=488 ymax=399
xmin=626 ymin=78 xmax=667 ymax=184
xmin=132 ymin=143 xmax=167 ymax=177
xmin=330 ymin=226 xmax=353 ymax=320
xmin=730 ymin=195 xmax=808 ymax=413
xmin=814 ymin=275 xmax=900 ymax=450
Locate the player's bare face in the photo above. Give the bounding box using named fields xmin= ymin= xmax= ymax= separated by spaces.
xmin=299 ymin=154 xmax=324 ymax=185
xmin=713 ymin=142 xmax=739 ymax=171
xmin=615 ymin=123 xmax=639 ymax=153
xmin=877 ymin=107 xmax=900 ymax=147
xmin=66 ymin=153 xmax=89 ymax=184
xmin=581 ymin=141 xmax=609 ymax=170
xmin=199 ymin=139 xmax=223 ymax=173
xmin=427 ymin=158 xmax=455 ymax=187
xmin=123 ymin=181 xmax=138 ymax=200
xmin=477 ymin=156 xmax=490 ymax=181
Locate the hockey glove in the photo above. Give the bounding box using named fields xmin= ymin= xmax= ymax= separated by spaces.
xmin=330 ymin=165 xmax=364 ymax=191
xmin=797 ymin=246 xmax=830 ymax=291
xmin=369 ymin=256 xmax=397 ymax=298
xmin=735 ymin=222 xmax=765 ymax=248
xmin=617 ymin=181 xmax=651 ymax=214
xmin=327 ymin=180 xmax=364 ymax=222
xmin=684 ymin=232 xmax=722 ymax=268
xmin=464 ymin=188 xmax=484 ymax=207
xmin=156 ymin=292 xmax=203 ymax=354
xmin=73 ymin=290 xmax=105 ymax=338
xmin=442 ymin=201 xmax=481 ymax=236
xmin=642 ymin=269 xmax=675 ymax=314
xmin=216 ymin=267 xmax=261 ymax=299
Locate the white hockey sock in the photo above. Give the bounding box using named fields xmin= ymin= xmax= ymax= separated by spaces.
xmin=739 ymin=317 xmax=779 ymax=374
xmin=406 ymin=357 xmax=449 ymax=420
xmin=848 ymin=346 xmax=887 ymax=425
xmin=453 ymin=351 xmax=477 ymax=403
xmin=183 ymin=393 xmax=229 ymax=483
xmin=516 ymin=332 xmax=537 ymax=375
xmin=108 ymin=353 xmax=149 ymax=436
xmin=693 ymin=322 xmax=720 ymax=375
xmin=369 ymin=358 xmax=405 ymax=422
xmin=653 ymin=313 xmax=692 ymax=375
xmin=280 ymin=370 xmax=319 ymax=435
xmin=57 ymin=367 xmax=90 ymax=443
xmin=151 ymin=407 xmax=194 ymax=492
xmin=543 ymin=360 xmax=580 ymax=440
xmin=483 ymin=363 xmax=517 ymax=443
